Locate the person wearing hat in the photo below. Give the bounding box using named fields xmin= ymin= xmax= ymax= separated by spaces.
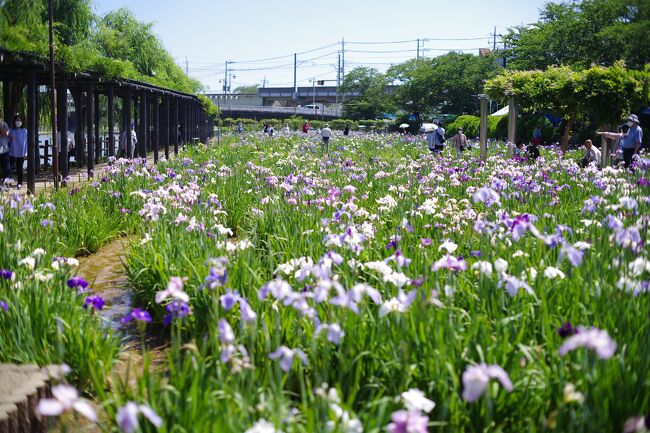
xmin=598 ymin=114 xmax=643 ymax=168
xmin=451 ymin=127 xmax=468 ymax=159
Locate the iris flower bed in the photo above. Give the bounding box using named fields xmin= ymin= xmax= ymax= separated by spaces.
xmin=1 ymin=133 xmax=649 ymax=432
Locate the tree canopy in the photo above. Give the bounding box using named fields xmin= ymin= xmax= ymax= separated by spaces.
xmin=0 ymin=1 xmax=201 ymax=94
xmin=339 ymin=67 xmax=395 ymax=120
xmin=388 ymin=52 xmax=501 ymax=117
xmin=485 ymin=63 xmax=650 ymax=150
xmin=504 ymin=0 xmax=650 ymax=70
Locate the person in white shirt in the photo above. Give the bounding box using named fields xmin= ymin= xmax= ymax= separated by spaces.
xmin=580 ymin=139 xmax=601 ymax=168
xmin=283 ymin=123 xmax=290 ymax=134
xmin=321 ymin=124 xmax=332 ymax=154
xmin=120 ymin=123 xmax=138 ymax=159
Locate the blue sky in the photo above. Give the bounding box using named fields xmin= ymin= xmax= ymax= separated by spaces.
xmin=94 ymin=0 xmax=549 ymax=91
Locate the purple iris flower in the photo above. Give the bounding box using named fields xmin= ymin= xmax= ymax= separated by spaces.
xmin=83 ymin=295 xmax=105 ymax=311
xmin=67 ymin=276 xmax=89 ymax=292
xmin=386 ymin=410 xmax=429 ymax=433
xmin=470 ymin=250 xmax=481 ymax=257
xmin=122 ymin=308 xmax=152 ymax=324
xmin=40 ymin=219 xmax=54 ymax=228
xmin=0 ymin=300 xmax=8 ymax=312
xmin=0 ymin=269 xmax=12 ymax=280
xmin=220 ymin=290 xmax=240 ymax=311
xmin=203 ymin=264 xmax=228 ymax=290
xmin=163 ymin=300 xmax=191 ymax=326
xmin=558 ymin=322 xmax=577 ymax=338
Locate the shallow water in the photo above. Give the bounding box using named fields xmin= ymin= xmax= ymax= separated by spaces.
xmin=77 ymin=237 xmax=132 ymax=331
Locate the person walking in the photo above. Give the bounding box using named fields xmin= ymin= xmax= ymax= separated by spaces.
xmin=597 ymin=114 xmax=643 ymax=168
xmin=343 ymin=124 xmax=350 ymax=136
xmin=451 ymin=128 xmax=468 ymax=159
xmin=120 ymin=123 xmax=138 ymax=159
xmin=283 ymin=123 xmax=290 ymax=134
xmin=433 ymin=121 xmax=446 ymax=153
xmin=321 ymin=124 xmax=332 ymax=155
xmin=0 ymin=110 xmax=10 ymax=186
xmin=580 ymin=139 xmax=601 ymax=168
xmin=8 ymin=114 xmax=27 ymax=189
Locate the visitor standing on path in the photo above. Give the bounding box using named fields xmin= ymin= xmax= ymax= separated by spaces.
xmin=451 ymin=128 xmax=468 ymax=159
xmin=597 ymin=114 xmax=643 ymax=169
xmin=120 ymin=123 xmax=138 ymax=159
xmin=321 ymin=124 xmax=332 ymax=155
xmin=0 ymin=110 xmax=10 ymax=185
xmin=8 ymin=114 xmax=27 ymax=189
xmin=433 ymin=121 xmax=446 ymax=153
xmin=343 ymin=124 xmax=350 ymax=136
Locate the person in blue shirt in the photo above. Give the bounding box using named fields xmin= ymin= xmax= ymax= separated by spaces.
xmin=598 ymin=114 xmax=643 ymax=169
xmin=8 ymin=114 xmax=28 ymax=189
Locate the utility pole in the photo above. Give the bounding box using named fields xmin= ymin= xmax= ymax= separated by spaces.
xmin=417 ymin=38 xmax=420 ymax=60
xmin=224 ymin=61 xmax=228 ymax=95
xmin=341 ymin=38 xmax=345 ymax=80
xmin=293 ymin=53 xmax=297 ymax=99
xmin=336 ymin=52 xmax=341 ymax=116
xmin=492 ymin=26 xmax=497 ymax=51
xmin=186 ymin=56 xmax=189 ymax=75
xmin=262 ymin=77 xmax=267 ymax=88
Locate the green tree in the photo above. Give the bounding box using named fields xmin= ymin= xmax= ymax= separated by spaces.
xmin=339 ymin=67 xmax=394 ymax=120
xmin=388 ymin=52 xmax=501 ymax=117
xmin=233 ymin=84 xmax=259 ymax=94
xmin=504 ymin=0 xmax=650 ymax=70
xmin=485 ymin=63 xmax=650 ymax=152
xmin=93 ymin=8 xmax=200 ymax=93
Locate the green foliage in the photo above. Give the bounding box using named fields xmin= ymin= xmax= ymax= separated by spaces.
xmin=233 ymin=84 xmax=260 ymax=94
xmin=388 ymin=53 xmax=502 ymax=117
xmin=485 ymin=64 xmax=650 ymax=148
xmin=340 ymin=67 xmax=395 ymax=120
xmin=0 ymin=3 xmax=201 ymax=94
xmin=447 ymin=114 xmax=510 ymax=139
xmin=504 ymin=0 xmax=650 ymax=70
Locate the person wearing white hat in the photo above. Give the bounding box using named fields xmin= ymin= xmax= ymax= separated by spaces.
xmin=598 ymin=114 xmax=643 ymax=168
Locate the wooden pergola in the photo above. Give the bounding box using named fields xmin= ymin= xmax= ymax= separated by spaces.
xmin=0 ymin=47 xmax=214 ymax=194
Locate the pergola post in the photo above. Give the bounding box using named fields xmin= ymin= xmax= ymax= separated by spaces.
xmin=600 ymin=124 xmax=609 ymax=168
xmin=507 ymin=95 xmax=517 ymax=156
xmin=107 ymin=84 xmax=114 ymax=157
xmin=163 ymin=97 xmax=170 ymax=159
xmin=183 ymin=100 xmax=192 ymax=146
xmin=57 ymin=75 xmax=68 ymax=178
xmin=2 ymin=81 xmax=10 ymax=118
xmin=94 ymin=90 xmax=100 ymax=164
xmin=34 ymin=86 xmax=40 ymax=173
xmin=153 ymin=95 xmax=159 ymax=163
xmin=174 ymin=99 xmax=179 ymax=155
xmin=124 ymin=90 xmax=132 ymax=158
xmin=26 ymin=69 xmax=36 ymax=194
xmin=139 ymin=92 xmax=147 ymax=158
xmin=479 ymin=94 xmax=488 ymax=161
xmin=86 ymin=81 xmax=94 ymax=178
xmin=73 ymin=90 xmax=84 ymax=168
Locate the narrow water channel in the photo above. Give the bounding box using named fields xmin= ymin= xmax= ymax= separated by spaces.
xmin=78 ymin=238 xmax=132 ymax=331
